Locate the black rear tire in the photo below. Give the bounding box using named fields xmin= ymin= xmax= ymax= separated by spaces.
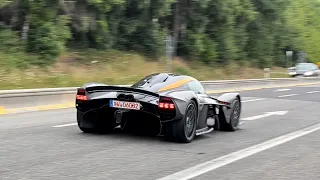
xmin=220 ymin=96 xmax=241 ymax=131
xmin=163 ymin=100 xmax=198 ymax=143
xmin=79 ymin=127 xmax=94 ymax=133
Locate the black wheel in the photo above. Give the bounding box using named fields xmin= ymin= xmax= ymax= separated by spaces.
xmin=230 ymin=97 xmax=241 ymax=130
xmin=163 ymin=100 xmax=198 ymax=143
xmin=220 ymin=97 xmax=241 ymax=131
xmin=79 ymin=127 xmax=94 ymax=133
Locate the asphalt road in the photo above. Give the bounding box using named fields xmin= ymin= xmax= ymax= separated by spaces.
xmin=1 ymin=85 xmax=320 ymax=180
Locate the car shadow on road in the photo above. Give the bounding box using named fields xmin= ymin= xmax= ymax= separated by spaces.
xmin=76 ymin=126 xmax=243 ymax=144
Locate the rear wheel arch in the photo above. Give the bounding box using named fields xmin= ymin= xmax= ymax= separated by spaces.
xmin=190 ymin=97 xmax=200 ymax=122
xmin=236 ymin=95 xmax=241 ymax=102
xmin=190 ymin=97 xmax=198 ymax=106
xmin=219 ymin=95 xmax=241 ymax=131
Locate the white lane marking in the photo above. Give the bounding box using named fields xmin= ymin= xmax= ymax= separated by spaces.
xmin=241 ymin=98 xmax=266 ymax=103
xmin=306 ymin=91 xmax=320 ymax=94
xmin=52 ymin=123 xmax=77 ymax=128
xmin=156 ymin=122 xmax=320 ymax=180
xmin=278 ymin=94 xmax=298 ymax=98
xmin=274 ymin=88 xmax=291 ymax=92
xmin=241 ymin=111 xmax=288 ymax=121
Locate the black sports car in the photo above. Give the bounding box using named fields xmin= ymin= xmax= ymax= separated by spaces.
xmin=75 ymin=73 xmax=242 ymax=143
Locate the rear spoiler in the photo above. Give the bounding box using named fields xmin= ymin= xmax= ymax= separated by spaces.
xmin=83 ymin=85 xmax=160 ymax=97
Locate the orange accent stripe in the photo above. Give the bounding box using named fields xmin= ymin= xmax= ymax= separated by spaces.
xmin=157 ymin=77 xmax=195 ymax=92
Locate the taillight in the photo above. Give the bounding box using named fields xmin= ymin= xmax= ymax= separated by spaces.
xmin=218 ymin=101 xmax=229 ymax=105
xmin=76 ymin=95 xmax=88 ymax=101
xmin=76 ymin=88 xmax=88 ymax=101
xmin=158 ymin=97 xmax=175 ymax=110
xmin=159 ymin=102 xmax=175 ymax=109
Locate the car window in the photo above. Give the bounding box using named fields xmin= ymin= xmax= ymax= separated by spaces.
xmin=312 ymin=64 xmax=319 ymax=70
xmin=187 ymin=80 xmax=205 ymax=94
xmin=296 ymin=63 xmax=318 ymax=71
xmin=296 ymin=64 xmax=308 ymax=71
xmin=131 ymin=73 xmax=160 ymax=87
xmin=307 ymin=64 xmax=318 ymax=70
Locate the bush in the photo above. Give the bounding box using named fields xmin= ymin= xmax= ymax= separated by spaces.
xmin=27 ymin=15 xmax=71 ymax=64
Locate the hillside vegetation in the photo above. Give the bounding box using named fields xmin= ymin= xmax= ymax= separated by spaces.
xmin=0 ymin=0 xmax=318 ymax=89
xmin=0 ymin=49 xmax=288 ymax=90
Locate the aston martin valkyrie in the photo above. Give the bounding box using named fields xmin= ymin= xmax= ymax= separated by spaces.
xmin=75 ymin=73 xmax=242 ymax=143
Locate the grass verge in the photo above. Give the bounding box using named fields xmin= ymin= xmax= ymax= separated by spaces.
xmin=0 ymin=49 xmax=289 ymax=90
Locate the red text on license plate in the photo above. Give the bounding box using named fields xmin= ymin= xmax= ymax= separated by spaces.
xmin=110 ymin=100 xmax=140 ymax=110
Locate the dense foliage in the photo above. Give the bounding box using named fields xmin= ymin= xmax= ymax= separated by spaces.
xmin=0 ymin=0 xmax=319 ymax=68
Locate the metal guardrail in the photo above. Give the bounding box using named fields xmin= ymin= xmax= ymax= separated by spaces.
xmin=0 ymin=77 xmax=319 ymax=114
xmin=0 ymin=77 xmax=319 ymax=98
xmin=200 ymin=78 xmax=296 ymax=84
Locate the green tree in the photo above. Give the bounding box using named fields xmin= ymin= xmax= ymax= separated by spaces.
xmin=284 ymin=0 xmax=320 ymax=63
xmin=1 ymin=0 xmax=320 ymax=68
xmin=26 ymin=0 xmax=71 ymax=63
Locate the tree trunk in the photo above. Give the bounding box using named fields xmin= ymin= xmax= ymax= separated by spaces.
xmin=172 ymin=1 xmax=180 ymax=57
xmin=21 ymin=15 xmax=30 ymax=40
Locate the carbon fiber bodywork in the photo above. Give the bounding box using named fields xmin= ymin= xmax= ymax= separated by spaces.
xmin=76 ymin=73 xmax=242 ymax=142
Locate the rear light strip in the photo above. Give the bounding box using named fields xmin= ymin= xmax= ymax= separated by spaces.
xmin=159 ymin=102 xmax=175 ymax=109
xmin=76 ymin=95 xmax=88 ymax=101
xmin=219 ymin=101 xmax=229 ymax=105
xmin=158 ymin=96 xmax=175 ymax=110
xmin=76 ymin=88 xmax=88 ymax=101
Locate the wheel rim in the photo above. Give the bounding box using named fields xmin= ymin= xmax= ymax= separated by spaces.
xmin=231 ymin=99 xmax=241 ymax=127
xmin=184 ymin=103 xmax=196 ymax=138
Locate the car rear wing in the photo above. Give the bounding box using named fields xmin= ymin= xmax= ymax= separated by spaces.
xmin=83 ymin=85 xmax=160 ymax=97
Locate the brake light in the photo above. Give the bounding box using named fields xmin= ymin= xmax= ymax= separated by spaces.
xmin=158 ymin=97 xmax=175 ymax=109
xmin=219 ymin=101 xmax=229 ymax=105
xmin=159 ymin=102 xmax=175 ymax=109
xmin=76 ymin=88 xmax=87 ymax=101
xmin=76 ymin=95 xmax=88 ymax=101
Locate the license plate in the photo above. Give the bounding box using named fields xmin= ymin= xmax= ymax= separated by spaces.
xmin=109 ymin=100 xmax=140 ymax=110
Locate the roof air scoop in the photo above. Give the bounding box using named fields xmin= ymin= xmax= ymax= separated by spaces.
xmin=150 ymin=73 xmax=169 ymax=85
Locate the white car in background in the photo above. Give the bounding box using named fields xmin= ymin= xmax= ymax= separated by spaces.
xmin=289 ymin=63 xmax=320 ymax=77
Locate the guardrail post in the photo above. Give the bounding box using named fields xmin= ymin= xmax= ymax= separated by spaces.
xmin=264 ymin=68 xmax=270 ymax=79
